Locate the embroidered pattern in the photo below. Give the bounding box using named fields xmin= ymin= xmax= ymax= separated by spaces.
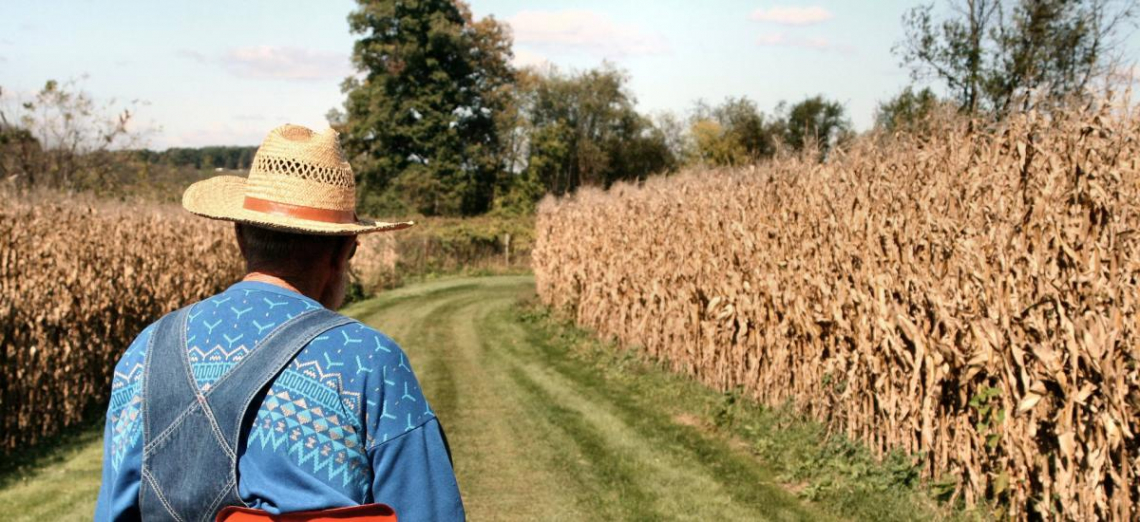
xmin=108 ymin=330 xmax=150 ymax=472
xmin=246 ymin=384 xmax=368 ymax=491
xmin=105 ymin=284 xmax=435 ymax=498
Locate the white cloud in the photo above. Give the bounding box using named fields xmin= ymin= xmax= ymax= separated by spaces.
xmin=757 ymin=32 xmax=852 ymax=53
xmin=221 ymin=46 xmax=351 ymax=81
xmin=751 ymin=6 xmax=833 ymax=26
xmin=507 ymin=10 xmax=669 ymax=57
xmin=511 ymin=48 xmax=549 ymax=69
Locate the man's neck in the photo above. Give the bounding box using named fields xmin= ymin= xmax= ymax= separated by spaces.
xmin=242 ymin=272 xmax=325 ymax=306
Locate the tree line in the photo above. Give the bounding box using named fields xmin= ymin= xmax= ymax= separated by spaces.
xmin=134 ymin=146 xmax=258 ymax=170
xmin=336 ymin=0 xmax=1135 ymax=217
xmin=0 ymin=80 xmax=257 ymax=189
xmin=333 ymin=0 xmax=859 ymax=217
xmin=2 ymin=0 xmax=1133 ymax=214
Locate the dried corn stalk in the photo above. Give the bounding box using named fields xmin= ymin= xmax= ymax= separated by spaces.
xmin=0 ymin=197 xmax=241 ymax=453
xmin=534 ymin=103 xmax=1140 ymax=520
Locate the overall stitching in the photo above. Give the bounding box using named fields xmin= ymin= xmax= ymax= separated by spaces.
xmin=144 ymin=309 xmax=204 ymax=455
xmin=144 ymin=309 xmax=319 ymax=456
xmin=214 ymin=311 xmax=351 ymax=513
xmin=173 ymin=307 xmax=237 ymax=459
xmin=230 ymin=314 xmax=353 ymax=446
xmin=140 ymin=319 xmax=157 ymax=455
xmin=143 ymin=310 xmax=319 ymax=472
xmin=198 ymin=392 xmax=237 ymax=461
xmin=140 ymin=306 xmax=193 ymax=520
xmin=142 ymin=468 xmax=187 ymax=522
xmin=201 ymin=476 xmax=238 ymax=522
xmin=143 ymin=401 xmax=200 ymax=454
xmin=200 ymin=310 xmax=330 ymax=512
xmin=138 ymin=452 xmax=147 ymax=519
xmin=140 ymin=303 xmax=352 ymax=521
xmin=142 ymin=307 xmax=190 ymax=457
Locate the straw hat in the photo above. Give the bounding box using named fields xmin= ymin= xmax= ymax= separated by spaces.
xmin=182 ymin=124 xmax=413 ymax=235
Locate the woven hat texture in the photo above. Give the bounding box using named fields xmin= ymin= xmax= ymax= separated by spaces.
xmin=182 ymin=124 xmax=413 ymax=235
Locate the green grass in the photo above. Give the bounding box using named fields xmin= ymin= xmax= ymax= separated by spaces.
xmin=512 ymin=302 xmax=978 ymax=521
xmin=0 ymin=424 xmax=104 ymax=521
xmin=0 ymin=275 xmax=975 ymax=521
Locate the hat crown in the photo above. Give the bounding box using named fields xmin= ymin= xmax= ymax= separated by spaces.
xmin=245 ymin=124 xmax=356 ymax=210
xmin=181 ymin=122 xmax=414 ymax=235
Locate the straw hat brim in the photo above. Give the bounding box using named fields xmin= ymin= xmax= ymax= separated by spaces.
xmin=182 ymin=176 xmax=414 ymax=235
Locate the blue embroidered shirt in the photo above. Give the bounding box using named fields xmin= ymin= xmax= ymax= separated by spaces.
xmin=94 ymin=281 xmax=465 ymax=521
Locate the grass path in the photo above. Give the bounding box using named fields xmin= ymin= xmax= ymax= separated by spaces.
xmin=343 ymin=276 xmax=827 ymax=521
xmin=0 ymin=276 xmax=877 ymax=521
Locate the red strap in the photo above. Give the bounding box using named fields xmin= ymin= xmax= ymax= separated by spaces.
xmin=243 ymin=196 xmax=357 ymax=224
xmin=216 ymin=504 xmax=397 ymax=522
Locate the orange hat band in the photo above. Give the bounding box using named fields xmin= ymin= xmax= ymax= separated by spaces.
xmin=242 ymin=196 xmax=357 ymax=224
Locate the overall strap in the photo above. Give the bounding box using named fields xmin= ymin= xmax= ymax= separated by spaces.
xmin=205 ymin=308 xmax=354 ymax=452
xmin=141 ymin=305 xmax=196 ymax=451
xmin=140 ymin=304 xmax=354 ymax=522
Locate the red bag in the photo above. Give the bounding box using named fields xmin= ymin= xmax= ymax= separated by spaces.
xmin=216 ymin=504 xmax=397 ymax=522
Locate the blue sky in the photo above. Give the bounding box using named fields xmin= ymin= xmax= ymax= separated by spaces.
xmin=1 ymin=1 xmax=1136 ymax=149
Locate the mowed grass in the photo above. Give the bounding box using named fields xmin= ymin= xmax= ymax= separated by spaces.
xmin=351 ymin=276 xmax=832 ymax=521
xmin=1 ymin=276 xmax=958 ymax=521
xmin=346 ymin=276 xmax=826 ymax=521
xmin=0 ymin=426 xmax=104 ymax=520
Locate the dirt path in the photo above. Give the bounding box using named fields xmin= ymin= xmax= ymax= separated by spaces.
xmin=0 ymin=276 xmax=826 ymax=521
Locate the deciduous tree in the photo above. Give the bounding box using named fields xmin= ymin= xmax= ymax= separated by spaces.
xmin=0 ymin=79 xmax=141 ymax=189
xmin=874 ymin=86 xmax=945 ymax=133
xmin=779 ymin=95 xmax=851 ymax=158
xmin=689 ymin=97 xmax=778 ymax=166
xmin=522 ymin=65 xmax=675 ymax=196
xmin=337 ymin=0 xmax=515 ymax=216
xmin=897 ymin=0 xmax=1138 ymax=115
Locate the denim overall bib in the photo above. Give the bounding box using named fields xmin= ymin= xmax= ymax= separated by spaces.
xmin=138 ymin=305 xmax=352 ymax=522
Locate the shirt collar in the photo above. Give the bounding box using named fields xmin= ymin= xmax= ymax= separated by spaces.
xmin=223 ymin=280 xmax=326 ymax=309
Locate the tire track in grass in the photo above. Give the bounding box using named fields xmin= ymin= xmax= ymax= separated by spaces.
xmin=483 ymin=306 xmax=816 ymax=522
xmin=357 ymin=276 xmax=827 ymax=521
xmin=505 ymin=308 xmax=827 ymax=521
xmin=504 ymin=365 xmax=662 ymax=520
xmin=356 ymin=278 xmax=574 ymax=520
xmin=477 ymin=303 xmax=683 ymax=520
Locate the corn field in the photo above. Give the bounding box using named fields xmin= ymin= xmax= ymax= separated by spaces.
xmin=0 ymin=194 xmax=531 ymax=454
xmin=0 ymin=196 xmax=241 ymax=453
xmin=533 ymin=104 xmax=1140 ymax=520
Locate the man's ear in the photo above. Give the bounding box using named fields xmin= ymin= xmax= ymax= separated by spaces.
xmin=234 ymin=223 xmax=248 ymax=259
xmin=331 ymin=234 xmax=357 ymax=272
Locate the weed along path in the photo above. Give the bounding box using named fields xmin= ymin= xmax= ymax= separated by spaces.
xmin=0 ymin=276 xmax=829 ymax=522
